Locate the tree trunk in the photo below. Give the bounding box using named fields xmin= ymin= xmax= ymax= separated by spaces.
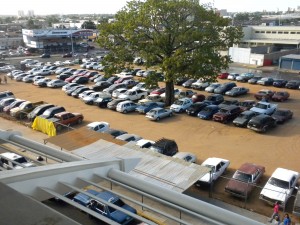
xmin=165 ymin=81 xmax=175 ymax=106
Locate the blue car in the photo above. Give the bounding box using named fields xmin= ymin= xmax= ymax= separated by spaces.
xmin=73 ymin=190 xmax=137 ymax=224
xmin=136 ymin=102 xmax=165 ymax=114
xmin=197 ymin=105 xmax=219 ymax=120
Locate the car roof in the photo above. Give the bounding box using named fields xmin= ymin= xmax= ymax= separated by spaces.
xmin=237 ymin=163 xmax=264 ymax=174
xmin=271 ymin=168 xmax=299 ymax=181
xmin=87 ymin=121 xmax=108 ymax=127
xmin=201 ymin=157 xmax=229 ymax=166
xmin=173 ymin=152 xmax=196 ymax=159
xmin=95 ymin=191 xmax=118 ymax=202
xmin=0 ymin=152 xmax=23 ymax=159
xmin=136 ymin=139 xmax=155 ymax=146
xmin=116 ymin=134 xmax=141 ymax=140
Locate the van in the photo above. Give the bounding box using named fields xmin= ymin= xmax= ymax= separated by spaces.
xmin=0 ymin=91 xmax=15 ymax=101
xmin=0 ymin=152 xmax=35 ymax=169
xmin=39 ymin=106 xmax=66 ymax=119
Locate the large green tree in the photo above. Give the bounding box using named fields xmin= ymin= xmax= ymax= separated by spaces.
xmin=97 ymin=0 xmax=242 ymax=105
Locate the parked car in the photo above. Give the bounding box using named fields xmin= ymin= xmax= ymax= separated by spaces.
xmin=83 ymin=92 xmax=103 ymax=105
xmin=116 ymin=134 xmax=142 ymax=142
xmin=72 ymin=76 xmax=89 ymax=84
xmin=254 ymin=89 xmax=274 ymax=101
xmin=272 ymin=79 xmax=288 ymax=88
xmin=107 ymin=99 xmax=126 ymax=110
xmin=56 ymin=73 xmax=72 ymax=81
xmin=196 ymin=157 xmax=230 ymax=185
xmin=62 ymin=52 xmax=73 ymax=58
xmin=186 ymin=102 xmax=208 ymax=116
xmin=233 ymin=110 xmax=257 ymax=127
xmin=0 ymin=98 xmax=16 ymax=112
xmin=138 ymin=94 xmax=164 ymax=104
xmin=90 ymin=81 xmax=112 ymax=91
xmin=175 ymin=77 xmax=188 ymax=85
xmin=271 ymin=91 xmax=290 ymax=102
xmin=205 ymin=83 xmax=221 ymax=93
xmin=191 ymin=94 xmax=205 ymax=103
xmin=247 ymin=114 xmax=277 ymax=133
xmin=260 ymin=168 xmax=299 ymax=208
xmin=271 ymin=109 xmax=293 ymax=124
xmin=103 ymin=83 xmax=127 ymax=94
xmin=214 ymin=82 xmax=236 ymax=95
xmin=203 ymin=94 xmax=224 ymax=105
xmin=73 ymin=190 xmax=137 ymax=224
xmin=39 ymin=106 xmax=66 ymax=119
xmin=47 ymin=79 xmax=66 ymax=88
xmin=27 ymin=104 xmax=55 ymax=121
xmin=40 ymin=53 xmax=51 ymax=58
xmin=102 ymin=128 xmax=128 ymax=138
xmin=71 ymin=87 xmax=90 ymax=98
xmin=49 ymin=112 xmax=83 ymax=131
xmin=150 ymin=138 xmax=178 ymax=156
xmin=248 ymin=76 xmax=262 ymax=84
xmin=197 ymin=105 xmax=219 ymax=120
xmin=285 ymin=80 xmax=300 ymax=89
xmin=170 ymin=98 xmax=193 ymax=113
xmin=250 ymin=101 xmax=277 ymax=115
xmin=218 ymin=99 xmax=239 ymax=109
xmin=0 ymin=152 xmax=35 ymax=169
xmin=65 ymin=85 xmax=85 ymax=95
xmin=136 ymin=102 xmax=165 ymax=114
xmin=94 ymin=95 xmax=113 ymax=108
xmin=22 ymin=74 xmax=36 ymax=83
xmin=213 ymin=105 xmax=241 ymax=123
xmin=177 ymin=90 xmax=196 ymax=98
xmin=116 ymin=100 xmax=138 ymax=113
xmin=3 ymin=99 xmax=26 ymax=114
xmin=236 ymin=73 xmax=255 ymax=82
xmin=135 ymin=139 xmax=155 ymax=148
xmin=86 ymin=121 xmax=110 ymax=132
xmin=217 ymin=72 xmax=229 ymax=79
xmin=238 ymin=100 xmax=256 ymax=112
xmin=191 ymin=81 xmax=210 ymax=90
xmin=182 ymin=79 xmax=197 ymax=88
xmin=227 ymin=73 xmax=239 ymax=80
xmin=225 ymin=163 xmax=265 ymax=199
xmin=146 ymin=107 xmax=173 ymax=121
xmin=173 ymin=152 xmax=197 ymax=163
xmin=257 ymin=77 xmax=274 ymax=86
xmin=150 ymin=87 xmax=165 ymax=95
xmin=225 ymin=87 xmax=249 ymax=97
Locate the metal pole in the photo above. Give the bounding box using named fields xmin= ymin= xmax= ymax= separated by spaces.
xmin=71 ymin=30 xmax=74 ymax=56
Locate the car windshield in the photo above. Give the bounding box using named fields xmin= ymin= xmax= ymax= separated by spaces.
xmin=268 ymin=177 xmax=289 ymax=189
xmin=107 ymin=199 xmax=125 ymax=213
xmin=204 ymin=164 xmax=215 ymax=172
xmin=203 ymin=107 xmax=213 ymax=112
xmin=255 ymin=103 xmax=267 ymax=109
xmin=148 ymin=109 xmax=157 ymax=115
xmin=174 ymin=100 xmax=184 ymax=105
xmin=273 ymin=111 xmax=286 ymax=116
xmin=219 ymin=109 xmax=228 ymax=113
xmin=238 ymin=113 xmax=250 ymax=119
xmin=14 ymin=157 xmax=28 ymax=164
xmin=233 ymin=171 xmax=252 ymax=182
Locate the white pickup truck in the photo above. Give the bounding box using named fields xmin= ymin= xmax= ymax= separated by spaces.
xmin=118 ymin=89 xmax=148 ymax=101
xmin=250 ymin=101 xmax=277 ymax=115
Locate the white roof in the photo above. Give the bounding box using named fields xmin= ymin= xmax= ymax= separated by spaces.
xmin=173 ymin=152 xmax=196 ymax=159
xmin=136 ymin=139 xmax=155 ymax=147
xmin=201 ymin=157 xmax=229 ymax=167
xmin=86 ymin=121 xmax=109 ymax=128
xmin=0 ymin=152 xmax=22 ymax=160
xmin=271 ymin=168 xmax=299 ymax=182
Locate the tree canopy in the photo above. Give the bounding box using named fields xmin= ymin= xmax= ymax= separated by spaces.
xmin=81 ymin=20 xmax=97 ymax=29
xmin=97 ymin=0 xmax=243 ymax=105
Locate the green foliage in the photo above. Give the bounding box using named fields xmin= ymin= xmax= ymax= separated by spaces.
xmin=45 ymin=15 xmax=60 ymax=27
xmin=97 ymin=0 xmax=243 ymax=104
xmin=81 ymin=20 xmax=96 ymax=29
xmin=141 ymin=72 xmax=160 ymax=89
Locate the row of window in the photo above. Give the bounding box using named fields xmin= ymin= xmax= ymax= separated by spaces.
xmin=255 ymin=31 xmax=300 ymax=34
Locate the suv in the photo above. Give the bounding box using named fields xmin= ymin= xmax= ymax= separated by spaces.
xmin=225 ymin=163 xmax=265 ymax=199
xmin=213 ymin=105 xmax=241 ymax=123
xmin=73 ymin=190 xmax=137 ymax=224
xmin=260 ymin=168 xmax=299 ymax=208
xmin=247 ymin=114 xmax=277 ymax=133
xmin=150 ymin=138 xmax=178 ymax=156
xmin=0 ymin=152 xmax=35 ymax=169
xmin=0 ymin=91 xmax=14 ymax=101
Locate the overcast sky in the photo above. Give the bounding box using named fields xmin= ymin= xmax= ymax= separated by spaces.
xmin=0 ymin=0 xmax=299 ymax=15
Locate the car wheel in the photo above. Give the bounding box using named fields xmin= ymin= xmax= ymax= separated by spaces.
xmin=262 ymin=126 xmax=267 ymax=133
xmin=77 ymin=118 xmax=83 ymax=124
xmin=156 ymin=117 xmax=160 ymax=121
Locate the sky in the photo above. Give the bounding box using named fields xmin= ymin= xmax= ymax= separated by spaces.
xmin=0 ymin=0 xmax=299 ymax=16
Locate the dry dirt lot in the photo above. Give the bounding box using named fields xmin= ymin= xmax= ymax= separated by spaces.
xmin=1 ymin=70 xmax=300 ymax=221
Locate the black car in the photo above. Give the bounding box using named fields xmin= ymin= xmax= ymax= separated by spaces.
xmin=94 ymin=96 xmax=113 ymax=108
xmin=203 ymin=94 xmax=224 ymax=105
xmin=247 ymin=114 xmax=277 ymax=133
xmin=27 ymin=104 xmax=55 ymax=121
xmin=102 ymin=128 xmax=128 ymax=138
xmin=233 ymin=110 xmax=257 ymax=127
xmin=71 ymin=87 xmax=90 ymax=98
xmin=150 ymin=138 xmax=178 ymax=156
xmin=285 ymin=80 xmax=300 ymax=89
xmin=40 ymin=53 xmax=51 ymax=58
xmin=257 ymin=77 xmax=274 ymax=86
xmin=72 ymin=76 xmax=89 ymax=84
xmin=272 ymin=79 xmax=288 ymax=88
xmin=90 ymin=81 xmax=112 ymax=91
xmin=175 ymin=77 xmax=189 ymax=85
xmin=214 ymin=82 xmax=236 ymax=94
xmin=62 ymin=52 xmax=73 ymax=58
xmin=186 ymin=102 xmax=208 ymax=116
xmin=271 ymin=109 xmax=293 ymax=124
xmin=56 ymin=73 xmax=72 ymax=80
xmin=107 ymin=99 xmax=126 ymax=110
xmin=218 ymin=99 xmax=239 ymax=109
xmin=248 ymin=76 xmax=262 ymax=84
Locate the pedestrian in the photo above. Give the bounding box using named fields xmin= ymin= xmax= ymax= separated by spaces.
xmin=269 ymin=201 xmax=280 ymax=223
xmin=271 ymin=215 xmax=280 ymax=225
xmin=282 ymin=213 xmax=291 ymax=225
xmin=4 ymin=76 xmax=7 ymax=84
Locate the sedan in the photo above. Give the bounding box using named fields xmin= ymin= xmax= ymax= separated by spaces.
xmin=47 ymin=79 xmax=66 ymax=88
xmin=248 ymin=76 xmax=262 ymax=84
xmin=116 ymin=134 xmax=142 ymax=142
xmin=170 ymin=98 xmax=193 ymax=113
xmin=205 ymin=83 xmax=221 ymax=93
xmin=225 ymin=87 xmax=249 ymax=97
xmin=146 ymin=107 xmax=173 ymax=121
xmin=271 ymin=109 xmax=293 ymax=124
xmin=271 ymin=91 xmax=290 ymax=102
xmin=136 ymin=102 xmax=165 ymax=114
xmin=197 ymin=105 xmax=219 ymax=120
xmin=254 ymin=89 xmax=274 ymax=101
xmin=235 ymin=73 xmax=255 ymax=82
xmin=272 ymin=79 xmax=288 ymax=88
xmin=191 ymin=94 xmax=205 ymax=103
xmin=186 ymin=102 xmax=208 ymax=116
xmin=34 ymin=78 xmax=52 ymax=87
xmin=72 ymin=76 xmax=89 ymax=84
xmin=94 ymin=96 xmax=113 ymax=108
xmin=233 ymin=110 xmax=257 ymax=127
xmin=285 ymin=80 xmax=300 ymax=89
xmin=227 ymin=73 xmax=239 ymax=80
xmin=257 ymin=77 xmax=274 ymax=86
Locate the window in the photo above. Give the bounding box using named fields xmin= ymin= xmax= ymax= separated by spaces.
xmin=255 ymin=31 xmax=259 ymax=33
xmin=284 ymin=32 xmax=288 ymax=34
xmin=266 ymin=31 xmax=271 ymax=34
xmin=278 ymin=32 xmax=283 ymax=34
xmin=291 ymin=32 xmax=296 ymax=34
xmin=271 ymin=31 xmax=276 ymax=34
xmin=260 ymin=31 xmax=265 ymax=33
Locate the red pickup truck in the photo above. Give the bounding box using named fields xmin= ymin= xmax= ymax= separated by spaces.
xmin=49 ymin=112 xmax=84 ymax=131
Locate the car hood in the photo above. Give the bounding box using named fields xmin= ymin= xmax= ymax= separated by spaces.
xmin=199 ymin=173 xmax=211 ymax=183
xmin=260 ymin=183 xmax=291 ymax=202
xmin=226 ymin=179 xmax=252 ymax=195
xmin=272 ymin=115 xmax=285 ymax=121
xmin=10 ymin=107 xmax=21 ymax=114
xmin=233 ymin=117 xmax=248 ymax=125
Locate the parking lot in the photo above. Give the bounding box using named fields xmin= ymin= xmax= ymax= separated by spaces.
xmin=1 ymin=58 xmax=300 ymax=221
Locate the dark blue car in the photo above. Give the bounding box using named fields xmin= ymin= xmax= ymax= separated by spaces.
xmin=136 ymin=102 xmax=165 ymax=114
xmin=197 ymin=105 xmax=219 ymax=120
xmin=73 ymin=190 xmax=137 ymax=224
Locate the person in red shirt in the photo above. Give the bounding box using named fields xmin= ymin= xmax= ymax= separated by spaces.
xmin=269 ymin=201 xmax=280 ymax=223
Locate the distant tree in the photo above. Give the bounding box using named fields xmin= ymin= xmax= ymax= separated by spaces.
xmin=81 ymin=20 xmax=96 ymax=29
xmin=97 ymin=0 xmax=242 ymax=105
xmin=45 ymin=15 xmax=60 ymax=27
xmin=234 ymin=13 xmax=250 ymax=26
xmin=26 ymin=18 xmax=39 ymax=29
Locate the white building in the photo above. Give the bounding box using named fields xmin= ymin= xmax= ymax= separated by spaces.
xmin=17 ymin=10 xmax=24 ymax=17
xmin=28 ymin=10 xmax=34 ymax=17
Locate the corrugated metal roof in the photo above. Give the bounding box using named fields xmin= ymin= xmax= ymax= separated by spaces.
xmin=243 ymin=39 xmax=300 ymax=44
xmin=72 ymin=140 xmax=210 ymax=192
xmin=281 ymin=54 xmax=300 ymax=60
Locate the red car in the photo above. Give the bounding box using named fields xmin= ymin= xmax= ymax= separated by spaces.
xmin=191 ymin=94 xmax=205 ymax=103
xmin=150 ymin=87 xmax=166 ymax=95
xmin=65 ymin=75 xmax=80 ymax=83
xmin=218 ymin=72 xmax=229 ymax=79
xmin=271 ymin=91 xmax=290 ymax=102
xmin=254 ymin=89 xmax=274 ymax=101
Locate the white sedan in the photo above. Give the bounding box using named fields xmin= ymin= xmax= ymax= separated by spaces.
xmin=47 ymin=79 xmax=67 ymax=88
xmin=146 ymin=107 xmax=173 ymax=121
xmin=86 ymin=121 xmax=110 ymax=133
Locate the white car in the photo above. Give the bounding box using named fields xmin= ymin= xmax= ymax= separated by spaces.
xmin=196 ymin=157 xmax=230 ymax=185
xmin=63 ymin=60 xmax=74 ymax=66
xmin=32 ymin=75 xmax=45 ymax=82
xmin=135 ymin=139 xmax=155 ymax=148
xmin=86 ymin=121 xmax=110 ymax=132
xmin=82 ymin=92 xmax=103 ymax=105
xmin=22 ymin=74 xmax=36 ymax=83
xmin=172 ymin=152 xmax=197 ymax=163
xmin=170 ymin=98 xmax=193 ymax=113
xmin=78 ymin=90 xmax=95 ymax=100
xmin=205 ymin=83 xmax=221 ymax=93
xmin=260 ymin=168 xmax=299 ymax=208
xmin=47 ymin=79 xmax=67 ymax=88
xmin=112 ymin=88 xmax=128 ymax=98
xmin=0 ymin=152 xmax=35 ymax=169
xmin=33 ymin=69 xmax=52 ymax=76
xmin=116 ymin=134 xmax=142 ymax=142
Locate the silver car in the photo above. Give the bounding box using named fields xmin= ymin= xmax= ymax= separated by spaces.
xmin=146 ymin=107 xmax=173 ymax=121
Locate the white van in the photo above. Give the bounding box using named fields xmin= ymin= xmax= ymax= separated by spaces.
xmin=0 ymin=152 xmax=35 ymax=169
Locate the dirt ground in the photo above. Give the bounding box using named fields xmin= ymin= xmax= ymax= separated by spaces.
xmin=1 ymin=69 xmax=300 ymax=222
